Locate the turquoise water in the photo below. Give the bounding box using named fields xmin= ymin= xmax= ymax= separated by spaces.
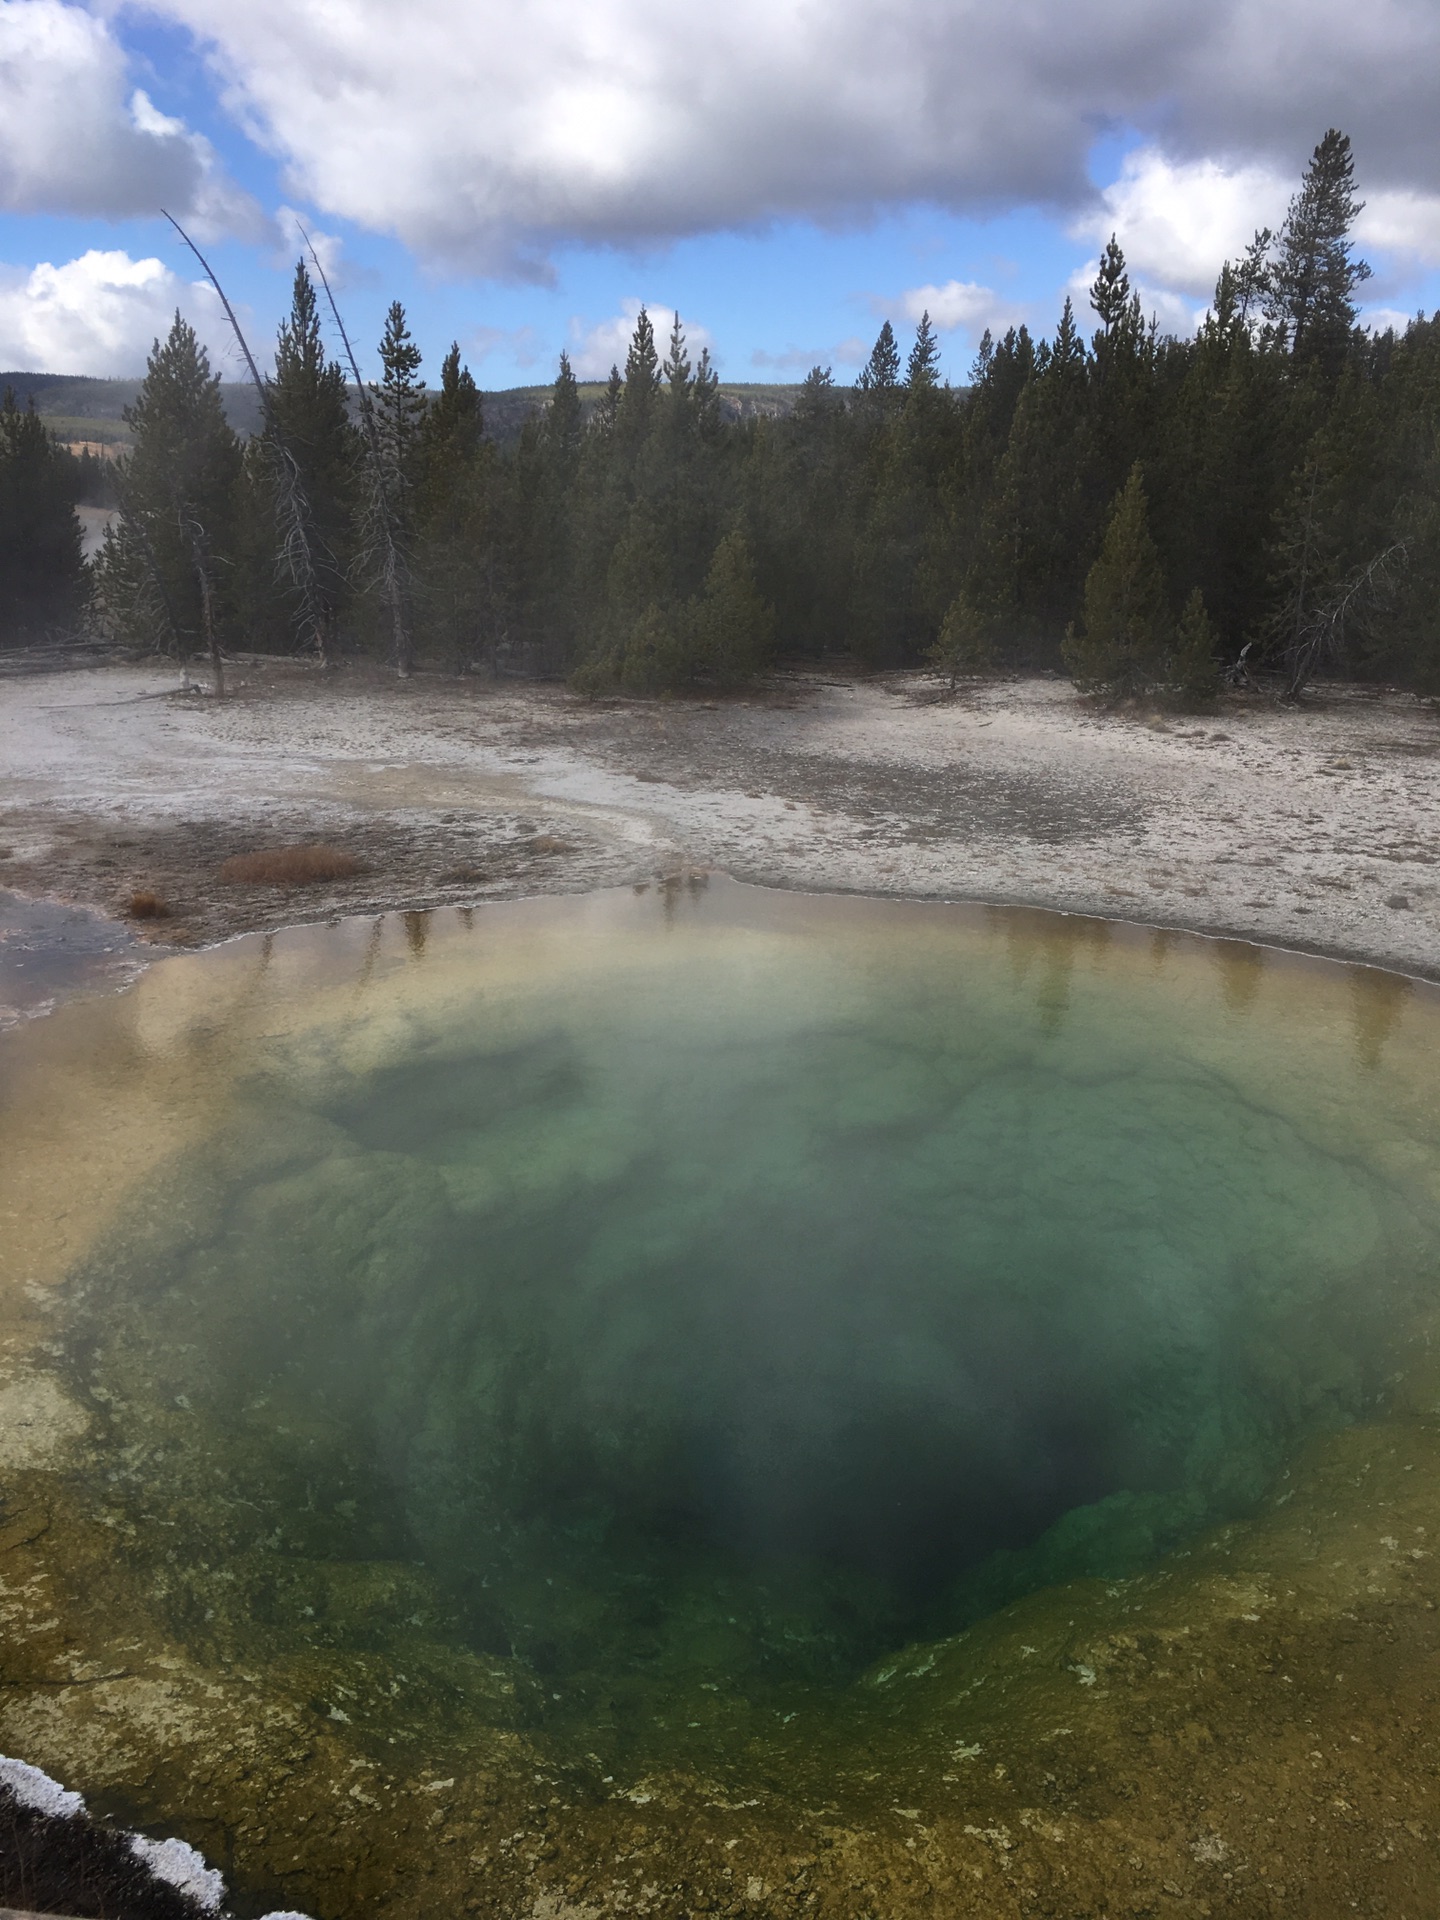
xmin=59 ymin=880 xmax=1440 ymax=1752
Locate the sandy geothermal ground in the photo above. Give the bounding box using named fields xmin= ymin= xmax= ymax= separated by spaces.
xmin=1 ymin=658 xmax=1438 ymax=987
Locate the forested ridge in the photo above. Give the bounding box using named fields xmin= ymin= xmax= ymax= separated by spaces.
xmin=4 ymin=130 xmax=1440 ymax=706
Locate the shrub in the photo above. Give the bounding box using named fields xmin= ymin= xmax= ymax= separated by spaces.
xmin=126 ymin=890 xmax=169 ymax=918
xmin=218 ymin=844 xmax=362 ymax=886
xmin=929 ymin=590 xmax=997 ymax=688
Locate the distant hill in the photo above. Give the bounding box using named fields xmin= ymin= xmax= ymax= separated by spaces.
xmin=1 ymin=371 xmax=802 ymax=452
xmin=0 ymin=371 xmax=264 ymax=447
xmin=480 ymin=380 xmax=802 ymax=442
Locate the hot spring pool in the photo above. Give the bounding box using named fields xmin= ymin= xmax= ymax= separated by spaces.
xmin=3 ymin=878 xmax=1439 ymax=1915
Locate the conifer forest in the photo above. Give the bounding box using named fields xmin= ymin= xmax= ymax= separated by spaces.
xmin=6 ymin=131 xmax=1440 ymax=708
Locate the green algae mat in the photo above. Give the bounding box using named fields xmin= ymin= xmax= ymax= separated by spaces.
xmin=2 ymin=877 xmax=1439 ymax=1917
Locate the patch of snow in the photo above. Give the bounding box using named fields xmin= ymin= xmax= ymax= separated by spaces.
xmin=129 ymin=1833 xmax=226 ymax=1912
xmin=0 ymin=1754 xmax=85 ymax=1818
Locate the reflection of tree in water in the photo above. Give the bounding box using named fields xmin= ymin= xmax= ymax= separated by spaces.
xmin=353 ymin=916 xmax=384 ymax=996
xmin=1348 ymin=965 xmax=1412 ymax=1071
xmin=1212 ymin=939 xmax=1266 ymax=1014
xmin=403 ymin=910 xmax=430 ymax=958
xmin=992 ymin=909 xmax=1111 ymax=1036
xmin=657 ymin=869 xmax=710 ymax=926
xmin=1149 ymin=927 xmax=1179 ymax=973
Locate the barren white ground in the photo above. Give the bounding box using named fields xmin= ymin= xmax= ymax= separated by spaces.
xmin=1 ymin=660 xmax=1437 ymax=978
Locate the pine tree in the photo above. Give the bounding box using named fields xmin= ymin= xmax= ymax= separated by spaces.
xmin=617 ymin=307 xmax=661 ymax=452
xmin=366 ymin=300 xmax=425 ymax=673
xmin=856 ymin=321 xmax=902 ymax=398
xmin=416 ymin=343 xmax=489 ymax=669
xmin=596 ymin=364 xmax=623 ymax=435
xmin=928 ymin=589 xmax=996 ymax=689
xmin=693 ymin=347 xmax=722 ymax=437
xmin=1166 ymin=587 xmax=1220 ymax=708
xmin=1051 ymin=297 xmax=1086 ymax=383
xmin=690 ymin=530 xmax=776 ymax=682
xmin=906 ymin=311 xmax=941 ymax=390
xmin=269 ymin=262 xmax=357 ymax=661
xmin=1064 ymin=464 xmax=1168 ymax=696
xmin=0 ymin=389 xmax=85 ymax=640
xmin=663 ymin=313 xmax=692 ymax=397
xmin=372 ymin=301 xmax=425 ymax=526
xmin=1089 ymin=236 xmax=1132 ymax=339
xmin=795 ymin=364 xmax=839 ymax=424
xmin=545 ymin=350 xmax=582 ymax=457
xmin=1268 ymin=130 xmax=1371 ymax=371
xmin=92 ymin=315 xmax=240 ymax=688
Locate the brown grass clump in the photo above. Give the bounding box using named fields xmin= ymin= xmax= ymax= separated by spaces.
xmin=218 ymin=844 xmax=363 ymax=887
xmin=126 ymin=890 xmax=169 ymax=919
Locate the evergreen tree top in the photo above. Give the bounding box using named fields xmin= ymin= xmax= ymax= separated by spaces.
xmin=906 ymin=311 xmax=942 ymax=390
xmin=624 ymin=308 xmax=661 ymax=395
xmin=1052 ymin=297 xmax=1085 ymax=370
xmin=1268 ymin=129 xmax=1371 ymax=366
xmin=377 ymin=301 xmax=423 ymax=389
xmin=546 ymin=349 xmax=582 ymax=454
xmin=422 ymin=341 xmax=483 ymax=463
xmin=275 ymin=261 xmax=328 ymax=381
xmin=663 ymin=314 xmax=692 ymax=391
xmin=857 ymin=320 xmax=901 ymax=392
xmin=122 ymin=310 xmax=238 ymax=499
xmin=1089 ymin=237 xmax=1132 ymax=338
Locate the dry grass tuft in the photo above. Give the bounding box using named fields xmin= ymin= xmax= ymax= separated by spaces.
xmin=218 ymin=844 xmax=363 ymax=887
xmin=126 ymin=890 xmax=169 ymax=919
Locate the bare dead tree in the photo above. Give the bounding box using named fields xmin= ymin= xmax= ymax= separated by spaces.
xmin=178 ymin=509 xmax=224 ymax=697
xmin=1282 ymin=539 xmax=1410 ymax=699
xmin=162 ymin=210 xmax=334 ymax=668
xmin=297 ymin=227 xmax=415 ymax=678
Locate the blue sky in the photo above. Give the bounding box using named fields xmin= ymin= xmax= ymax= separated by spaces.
xmin=2 ymin=0 xmax=1439 ymax=388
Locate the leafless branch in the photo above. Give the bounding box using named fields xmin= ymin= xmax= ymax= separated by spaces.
xmin=1283 ymin=539 xmax=1410 ymax=699
xmin=162 ymin=209 xmax=333 ymax=666
xmin=298 ymin=224 xmax=415 ymax=677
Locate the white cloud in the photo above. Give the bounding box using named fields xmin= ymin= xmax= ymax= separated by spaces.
xmin=0 ymin=0 xmax=260 ymax=235
xmin=751 ymin=337 xmax=870 ymax=371
xmin=0 ymin=249 xmax=227 ymax=374
xmin=749 ymin=343 xmax=840 ymax=372
xmin=274 ymin=206 xmax=346 ymax=280
xmin=130 ymin=0 xmax=1440 ymax=275
xmin=1065 ymin=143 xmax=1440 ymax=338
xmin=1058 ymin=257 xmax=1202 ymax=342
xmin=891 ymin=280 xmax=1025 ymax=344
xmin=1072 ymin=148 xmax=1289 ymax=300
xmin=1356 ymin=190 xmax=1440 ymax=269
xmin=567 ymin=301 xmax=712 ymax=381
xmin=1361 ymin=305 xmax=1421 ymax=335
xmin=467 ymin=323 xmax=543 ymax=370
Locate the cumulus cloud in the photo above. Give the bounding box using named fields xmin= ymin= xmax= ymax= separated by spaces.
xmin=567 ymin=300 xmax=712 ymax=380
xmin=1072 ymin=148 xmax=1289 ymax=299
xmin=467 ymin=323 xmax=543 ymax=370
xmin=274 ymin=206 xmax=346 ymax=280
xmin=1066 ymin=143 xmax=1440 ymax=336
xmin=751 ymin=340 xmax=870 ymax=372
xmin=888 ymin=280 xmax=1026 ymax=347
xmin=1356 ymin=190 xmax=1440 ymax=270
xmin=133 ymin=0 xmax=1440 ymax=274
xmin=0 ymin=249 xmax=226 ymax=375
xmin=0 ymin=0 xmax=261 ymax=235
